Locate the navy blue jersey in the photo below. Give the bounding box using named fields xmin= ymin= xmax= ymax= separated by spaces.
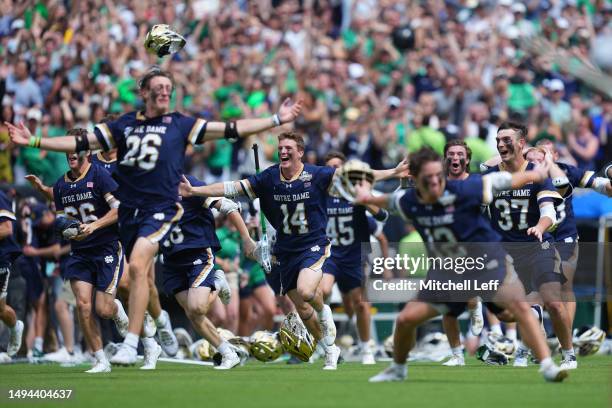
xmin=91 ymin=152 xmax=117 ymax=175
xmin=326 ymin=196 xmax=377 ymax=261
xmin=246 ymin=163 xmax=335 ymax=253
xmin=0 ymin=191 xmax=21 ymax=266
xmin=161 ymin=175 xmax=220 ymax=261
xmin=553 ymin=162 xmax=595 ymax=241
xmin=93 ymin=111 xmax=208 ymax=209
xmin=53 ymin=163 xmax=119 ymax=249
xmin=484 ymin=162 xmax=562 ymax=242
xmin=393 ymin=174 xmax=502 ymax=245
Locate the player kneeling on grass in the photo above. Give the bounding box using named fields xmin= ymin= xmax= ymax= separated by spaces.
xmin=51 ymin=141 xmax=129 ymax=373
xmin=159 ymin=175 xmax=257 ymax=369
xmin=355 ymin=148 xmax=567 ymax=383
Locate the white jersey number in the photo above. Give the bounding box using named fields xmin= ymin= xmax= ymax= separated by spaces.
xmin=280 ymin=203 xmax=309 ymax=235
xmin=326 ymin=215 xmax=355 ymax=246
xmin=495 ymin=199 xmax=529 ymax=231
xmin=64 ymin=203 xmax=98 ymax=224
xmin=121 ymin=133 xmax=162 ymax=171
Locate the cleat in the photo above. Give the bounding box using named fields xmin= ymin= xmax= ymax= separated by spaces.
xmin=140 ymin=342 xmax=162 ymax=370
xmin=361 ymin=348 xmax=376 ymax=365
xmin=469 ymin=301 xmax=484 ymax=336
xmin=540 ymin=363 xmax=568 ymax=382
xmin=112 ymin=299 xmax=129 ymax=338
xmin=213 ymin=270 xmax=232 ymax=305
xmin=443 ymin=354 xmax=465 ymax=366
xmin=319 ymin=305 xmax=337 ymax=347
xmin=43 ymin=347 xmax=75 ymax=364
xmin=513 ymin=346 xmax=529 ymax=367
xmin=214 ymin=351 xmax=240 ymax=370
xmin=323 ymin=344 xmax=341 ymax=370
xmin=369 ymin=364 xmax=407 ymax=383
xmin=110 ymin=343 xmax=137 ymax=365
xmin=85 ymin=360 xmax=111 ymax=373
xmin=7 ymin=320 xmax=24 ymax=357
xmin=32 ymin=348 xmax=44 ymax=359
xmin=155 ymin=310 xmax=178 ymax=357
xmin=560 ymin=354 xmax=578 ymax=370
xmin=143 ymin=312 xmax=157 ymax=338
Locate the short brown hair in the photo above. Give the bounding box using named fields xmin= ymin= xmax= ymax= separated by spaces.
xmin=278 ymin=131 xmax=305 ymax=152
xmin=408 ymin=147 xmax=441 ymax=177
xmin=138 ymin=67 xmax=174 ymax=91
xmin=498 ymin=121 xmax=527 ymax=140
xmin=324 ymin=151 xmax=346 ymax=164
xmin=444 ymin=140 xmax=472 ymax=161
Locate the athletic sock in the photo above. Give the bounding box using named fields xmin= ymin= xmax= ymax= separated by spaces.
xmin=94 ymin=349 xmax=107 ymax=363
xmin=506 ymin=328 xmax=517 ymax=341
xmin=490 ymin=324 xmax=503 ymax=336
xmin=359 ymin=340 xmax=371 ymax=351
xmin=141 ymin=336 xmax=156 ymax=349
xmin=218 ymin=340 xmax=231 ymax=355
xmin=530 ymin=305 xmax=543 ymax=322
xmin=33 ymin=337 xmax=43 ymax=351
xmin=124 ymin=333 xmax=139 ymax=349
xmin=154 ymin=311 xmax=168 ymax=328
xmin=561 ymin=348 xmax=575 ymax=359
xmin=451 ymin=346 xmax=464 ymax=356
xmin=539 ymin=357 xmax=553 ymax=371
xmin=392 ymin=362 xmax=406 ymax=371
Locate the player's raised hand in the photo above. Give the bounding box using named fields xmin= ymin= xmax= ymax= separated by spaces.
xmin=532 ymin=160 xmax=551 ymax=183
xmin=178 ymin=175 xmax=193 ymax=197
xmin=527 ymin=225 xmax=544 ymax=242
xmin=25 ymin=175 xmax=44 ymax=190
xmin=4 ymin=121 xmax=32 ymax=146
xmin=394 ymin=158 xmax=410 ymax=178
xmin=277 ymin=98 xmax=303 ymax=124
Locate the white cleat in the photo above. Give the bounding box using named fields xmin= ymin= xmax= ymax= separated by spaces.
xmin=442 ymin=354 xmax=465 ymax=366
xmin=85 ymin=359 xmax=111 ymax=374
xmin=369 ymin=364 xmax=408 ymax=383
xmin=469 ymin=301 xmax=484 ymax=336
xmin=213 ymin=270 xmax=232 ymax=305
xmin=214 ymin=351 xmax=240 ymax=370
xmin=156 ymin=310 xmax=178 ymax=357
xmin=513 ymin=347 xmax=529 ymax=367
xmin=560 ymin=355 xmax=578 ymax=370
xmin=140 ymin=343 xmax=162 ymax=370
xmin=540 ymin=363 xmax=568 ymax=382
xmin=43 ymin=347 xmax=75 ymax=364
xmin=143 ymin=312 xmax=157 ymax=338
xmin=112 ymin=299 xmax=129 ymax=338
xmin=7 ymin=320 xmax=24 ymax=357
xmin=110 ymin=343 xmax=137 ymax=365
xmin=319 ymin=305 xmax=337 ymax=347
xmin=361 ymin=348 xmax=376 ymax=365
xmin=323 ymin=344 xmax=341 ymax=370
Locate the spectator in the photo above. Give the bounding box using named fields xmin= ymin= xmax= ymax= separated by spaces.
xmin=542 ymin=79 xmax=572 ymax=127
xmin=567 ymin=113 xmax=600 ymax=171
xmin=5 ymin=60 xmax=43 ymax=118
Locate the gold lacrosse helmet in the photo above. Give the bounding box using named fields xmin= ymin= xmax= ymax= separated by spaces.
xmin=279 ymin=312 xmax=317 ymax=362
xmin=332 ymin=159 xmax=375 ymax=202
xmin=250 ymin=331 xmax=283 ymax=362
xmin=190 ymin=339 xmax=214 ymax=361
xmin=144 ymin=24 xmax=186 ymax=57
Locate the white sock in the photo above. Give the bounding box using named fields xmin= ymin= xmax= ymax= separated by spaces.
xmin=506 ymin=328 xmax=517 ymax=341
xmin=217 ymin=340 xmax=231 ymax=355
xmin=154 ymin=311 xmax=167 ymax=328
xmin=359 ymin=341 xmax=370 ymax=351
xmin=94 ymin=349 xmax=107 ymax=363
xmin=539 ymin=357 xmax=553 ymax=370
xmin=8 ymin=322 xmax=17 ymax=333
xmin=490 ymin=324 xmax=503 ymax=336
xmin=124 ymin=333 xmax=139 ymax=349
xmin=392 ymin=362 xmax=406 ymax=371
xmin=530 ymin=305 xmax=542 ymax=322
xmin=141 ymin=336 xmax=156 ymax=349
xmin=451 ymin=346 xmax=463 ymax=356
xmin=561 ymin=348 xmax=575 ymax=358
xmin=34 ymin=337 xmax=43 ymax=351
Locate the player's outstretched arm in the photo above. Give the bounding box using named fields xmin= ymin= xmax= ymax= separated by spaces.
xmin=353 ymin=182 xmax=391 ymax=209
xmin=5 ymin=122 xmax=101 ymax=152
xmin=76 ymin=208 xmax=118 ymax=241
xmin=201 ymin=98 xmax=303 ymax=143
xmin=180 ymin=176 xmax=249 ymax=199
xmin=527 ymin=203 xmax=555 ymax=242
xmin=25 ymin=175 xmax=54 ymax=201
xmin=371 ymin=158 xmax=409 ymax=182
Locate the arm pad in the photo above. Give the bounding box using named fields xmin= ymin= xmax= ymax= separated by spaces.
xmin=218 ymin=198 xmax=241 ymax=216
xmin=592 ymin=177 xmax=611 ymax=195
xmin=539 ymin=203 xmax=557 ymax=231
xmin=223 ymin=181 xmax=240 ymax=199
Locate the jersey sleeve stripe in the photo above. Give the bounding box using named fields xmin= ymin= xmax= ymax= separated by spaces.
xmin=191 ymin=248 xmax=214 ymax=287
xmin=0 ymin=210 xmax=16 ymax=221
xmin=203 ymin=197 xmax=220 ymax=209
xmin=104 ymin=242 xmax=123 ymax=294
xmin=481 ymin=175 xmax=493 ymax=205
xmin=537 ymin=190 xmax=563 ymax=204
xmin=579 ymin=170 xmax=595 ymax=188
xmin=188 ymin=118 xmax=207 ymax=145
xmin=94 ymin=124 xmax=115 ymax=150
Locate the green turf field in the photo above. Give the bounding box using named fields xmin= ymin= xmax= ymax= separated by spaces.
xmin=0 ymin=356 xmax=609 ymax=408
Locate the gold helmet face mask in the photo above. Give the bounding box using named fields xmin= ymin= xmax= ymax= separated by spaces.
xmin=332 ymin=159 xmax=375 ymax=202
xmin=279 ymin=312 xmax=317 ymax=362
xmin=144 ymin=24 xmax=186 ymax=57
xmin=250 ymin=331 xmax=283 ymax=362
